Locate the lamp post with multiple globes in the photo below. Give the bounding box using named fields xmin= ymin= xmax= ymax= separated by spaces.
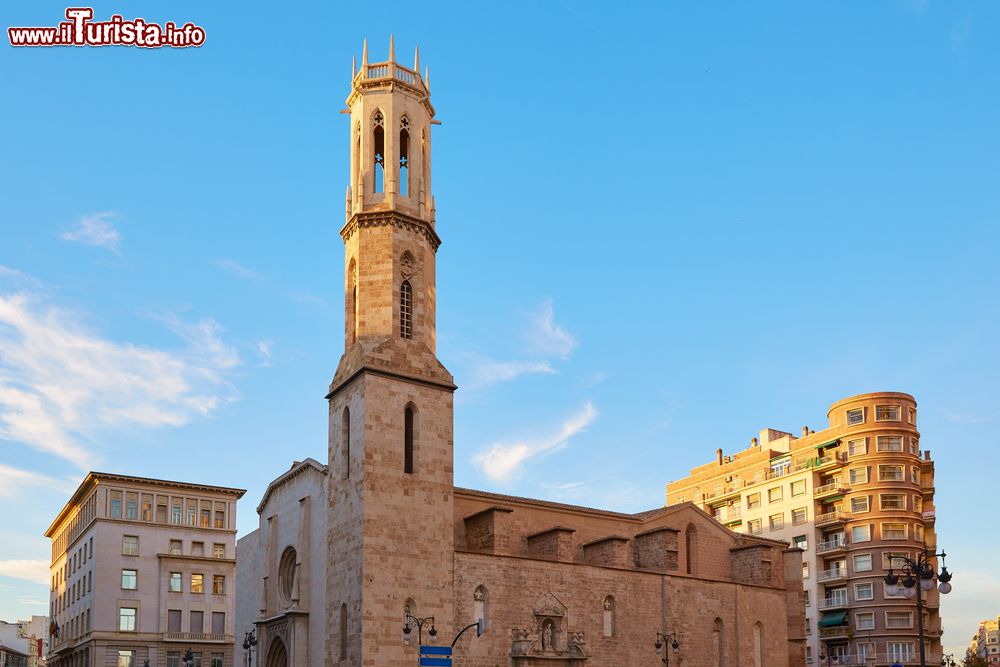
xmin=883 ymin=547 xmax=953 ymax=667
xmin=654 ymin=632 xmax=680 ymax=666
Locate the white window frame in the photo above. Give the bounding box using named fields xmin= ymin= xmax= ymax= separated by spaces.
xmin=879 ymin=493 xmax=906 ymax=511
xmin=121 ymin=569 xmax=137 ymax=590
xmin=790 ymin=480 xmax=806 ymax=497
xmin=849 ymin=467 xmax=869 ymax=484
xmin=851 ymin=496 xmax=870 ymax=513
xmin=847 ymin=408 xmax=865 ymax=425
xmin=792 ymin=507 xmax=808 ymax=524
xmin=768 ymin=486 xmax=783 ymax=503
xmin=911 ymin=466 xmax=921 ymax=484
xmin=877 ymin=435 xmax=903 ymax=452
xmin=118 ymin=607 xmax=137 ymax=632
xmin=856 ymin=611 xmax=875 ymax=630
xmin=769 ymin=513 xmax=784 ymax=530
xmin=854 ymin=582 xmax=874 ymax=600
xmin=852 ymin=525 xmax=871 ymax=543
xmin=747 ymin=493 xmax=761 ymax=510
xmin=879 ymin=465 xmax=904 ymax=482
xmin=885 ymin=611 xmax=914 ymax=629
xmin=847 ymin=438 xmax=867 ymax=456
xmin=875 ymin=405 xmax=901 ymax=422
xmin=853 ymin=553 xmax=873 ymax=572
xmin=909 ymin=437 xmax=919 ymax=454
xmin=881 ymin=522 xmax=908 ymax=540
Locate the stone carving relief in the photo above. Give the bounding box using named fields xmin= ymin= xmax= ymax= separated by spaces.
xmin=509 ymin=592 xmax=587 ymax=665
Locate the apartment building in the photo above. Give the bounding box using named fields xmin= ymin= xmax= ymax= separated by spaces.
xmin=971 ymin=617 xmax=1000 ymax=665
xmin=667 ymin=392 xmax=939 ymax=666
xmin=45 ymin=472 xmax=245 ymax=667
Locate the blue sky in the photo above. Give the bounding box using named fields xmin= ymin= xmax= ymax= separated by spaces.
xmin=1 ymin=0 xmax=998 ymax=657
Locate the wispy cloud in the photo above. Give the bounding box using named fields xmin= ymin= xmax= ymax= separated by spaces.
xmin=256 ymin=340 xmax=274 ymax=367
xmin=527 ymin=299 xmax=576 ymax=360
xmin=0 ymin=290 xmax=240 ymax=469
xmin=942 ymin=409 xmax=991 ymax=424
xmin=61 ymin=212 xmax=121 ymax=254
xmin=16 ymin=597 xmax=47 ymax=606
xmin=464 ymin=358 xmax=555 ymax=391
xmin=473 ymin=401 xmax=598 ymax=482
xmin=0 ymin=465 xmax=76 ymax=499
xmin=0 ymin=559 xmax=49 ymax=586
xmin=213 ymin=259 xmax=259 ymax=281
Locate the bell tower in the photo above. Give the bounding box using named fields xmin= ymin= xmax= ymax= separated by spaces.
xmin=326 ymin=37 xmax=456 ymax=666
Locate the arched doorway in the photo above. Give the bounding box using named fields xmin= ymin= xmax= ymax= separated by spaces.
xmin=266 ymin=637 xmax=288 ymax=667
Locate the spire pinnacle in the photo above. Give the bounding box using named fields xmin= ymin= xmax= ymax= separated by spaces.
xmin=352 ymin=55 xmax=357 ymax=78
xmin=388 ymin=35 xmax=395 ymax=63
xmin=414 ymin=45 xmax=420 ymax=74
xmin=361 ymin=38 xmax=368 ymax=67
xmin=424 ymin=67 xmax=430 ymax=91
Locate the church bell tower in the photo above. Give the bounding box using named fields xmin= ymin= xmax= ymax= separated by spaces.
xmin=326 ymin=37 xmax=456 ymax=666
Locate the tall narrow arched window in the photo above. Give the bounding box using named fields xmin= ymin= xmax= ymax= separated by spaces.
xmin=400 ymin=280 xmax=413 ymax=339
xmin=602 ymin=596 xmax=615 ymax=637
xmin=404 ymin=405 xmax=415 ymax=474
xmin=341 ymin=406 xmax=351 ymax=480
xmin=753 ymin=622 xmax=763 ymax=667
xmin=399 ymin=117 xmax=410 ymax=196
xmin=685 ymin=525 xmax=697 ymax=575
xmin=713 ymin=618 xmax=724 ymax=667
xmin=339 ymin=603 xmax=347 ymax=661
xmin=373 ymin=111 xmax=385 ymax=194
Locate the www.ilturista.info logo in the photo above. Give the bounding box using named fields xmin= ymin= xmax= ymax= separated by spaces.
xmin=8 ymin=8 xmax=206 ymax=48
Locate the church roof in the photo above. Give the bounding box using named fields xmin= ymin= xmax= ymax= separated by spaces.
xmin=256 ymin=458 xmax=328 ymax=514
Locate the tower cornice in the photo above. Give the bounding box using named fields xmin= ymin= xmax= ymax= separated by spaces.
xmin=340 ymin=210 xmax=441 ymax=252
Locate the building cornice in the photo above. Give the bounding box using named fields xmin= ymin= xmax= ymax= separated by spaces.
xmin=340 ymin=210 xmax=441 ymax=252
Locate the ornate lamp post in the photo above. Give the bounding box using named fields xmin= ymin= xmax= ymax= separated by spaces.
xmin=883 ymin=547 xmax=953 ymax=667
xmin=243 ymin=629 xmax=257 ymax=667
xmin=402 ymin=612 xmax=437 ymax=647
xmin=654 ymin=631 xmax=680 ymax=666
xmin=182 ymin=649 xmax=193 ymax=667
xmin=941 ymin=653 xmax=956 ymax=666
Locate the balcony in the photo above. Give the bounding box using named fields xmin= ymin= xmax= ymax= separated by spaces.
xmin=712 ymin=506 xmax=742 ymax=525
xmin=815 ymin=509 xmax=848 ymax=526
xmin=163 ymin=632 xmax=229 ymax=643
xmin=705 ymin=484 xmax=742 ymax=501
xmin=816 ymin=452 xmax=848 ymax=471
xmin=817 ymin=568 xmax=848 ymax=583
xmin=817 ymin=534 xmax=848 ymax=555
xmin=818 ymin=625 xmax=850 ymax=639
xmin=814 ymin=479 xmax=850 ymax=499
xmin=818 ymin=594 xmax=850 ymax=610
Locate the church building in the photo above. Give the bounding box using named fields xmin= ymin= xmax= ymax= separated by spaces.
xmin=234 ymin=38 xmax=807 ymax=667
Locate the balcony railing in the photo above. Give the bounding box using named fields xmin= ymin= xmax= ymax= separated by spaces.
xmin=163 ymin=632 xmax=228 ymax=642
xmin=814 ymin=480 xmax=849 ymax=496
xmin=816 ymin=534 xmax=848 ymax=554
xmin=712 ymin=506 xmax=741 ymax=522
xmin=815 ymin=509 xmax=848 ymax=525
xmin=818 ymin=625 xmax=850 ymax=638
xmin=817 ymin=568 xmax=848 ymax=582
xmin=706 ymin=484 xmax=741 ymax=500
xmin=818 ymin=594 xmax=850 ymax=610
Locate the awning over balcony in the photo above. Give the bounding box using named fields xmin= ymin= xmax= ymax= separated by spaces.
xmin=818 ymin=610 xmax=849 ymax=628
xmin=814 ymin=438 xmax=840 ymax=449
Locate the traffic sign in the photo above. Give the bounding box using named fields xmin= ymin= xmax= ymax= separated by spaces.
xmin=419 ymin=646 xmax=452 ymax=666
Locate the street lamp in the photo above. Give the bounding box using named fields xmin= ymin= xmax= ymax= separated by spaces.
xmin=402 ymin=613 xmax=437 ymax=647
xmin=654 ymin=631 xmax=680 ymax=666
xmin=940 ymin=654 xmax=956 ymax=666
xmin=883 ymin=547 xmax=953 ymax=667
xmin=243 ymin=629 xmax=257 ymax=667
xmin=182 ymin=649 xmax=193 ymax=667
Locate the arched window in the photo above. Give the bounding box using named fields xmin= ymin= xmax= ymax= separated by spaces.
xmin=473 ymin=586 xmax=488 ymax=631
xmin=753 ymin=622 xmax=763 ymax=667
xmin=404 ymin=405 xmax=415 ymax=473
xmin=685 ymin=525 xmax=697 ymax=575
xmin=400 ymin=280 xmax=413 ymax=339
xmin=278 ymin=547 xmax=297 ymax=605
xmin=713 ymin=618 xmax=724 ymax=667
xmin=341 ymin=406 xmax=351 ymax=480
xmin=373 ymin=111 xmax=385 ymax=194
xmin=339 ymin=603 xmax=347 ymax=661
xmin=399 ymin=117 xmax=410 ymax=196
xmin=347 ymin=258 xmax=358 ymax=345
xmin=602 ymin=596 xmax=615 ymax=637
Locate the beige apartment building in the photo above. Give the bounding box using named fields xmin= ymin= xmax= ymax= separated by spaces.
xmin=668 ymin=392 xmax=940 ymax=666
xmin=970 ymin=617 xmax=1000 ymax=666
xmin=45 ymin=473 xmax=245 ymax=667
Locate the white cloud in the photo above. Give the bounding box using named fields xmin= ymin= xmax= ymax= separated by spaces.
xmin=527 ymin=300 xmax=576 ymax=360
xmin=0 ymin=291 xmax=240 ymax=469
xmin=942 ymin=409 xmax=991 ymax=424
xmin=0 ymin=465 xmax=76 ymax=498
xmin=60 ymin=212 xmax=121 ymax=253
xmin=0 ymin=560 xmax=49 ymax=585
xmin=464 ymin=358 xmax=554 ymax=391
xmin=16 ymin=597 xmax=47 ymax=606
xmin=257 ymin=340 xmax=274 ymax=367
xmin=213 ymin=259 xmax=259 ymax=280
xmin=473 ymin=401 xmax=598 ymax=482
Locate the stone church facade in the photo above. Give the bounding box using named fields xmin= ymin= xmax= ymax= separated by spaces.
xmin=235 ymin=39 xmax=807 ymax=667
